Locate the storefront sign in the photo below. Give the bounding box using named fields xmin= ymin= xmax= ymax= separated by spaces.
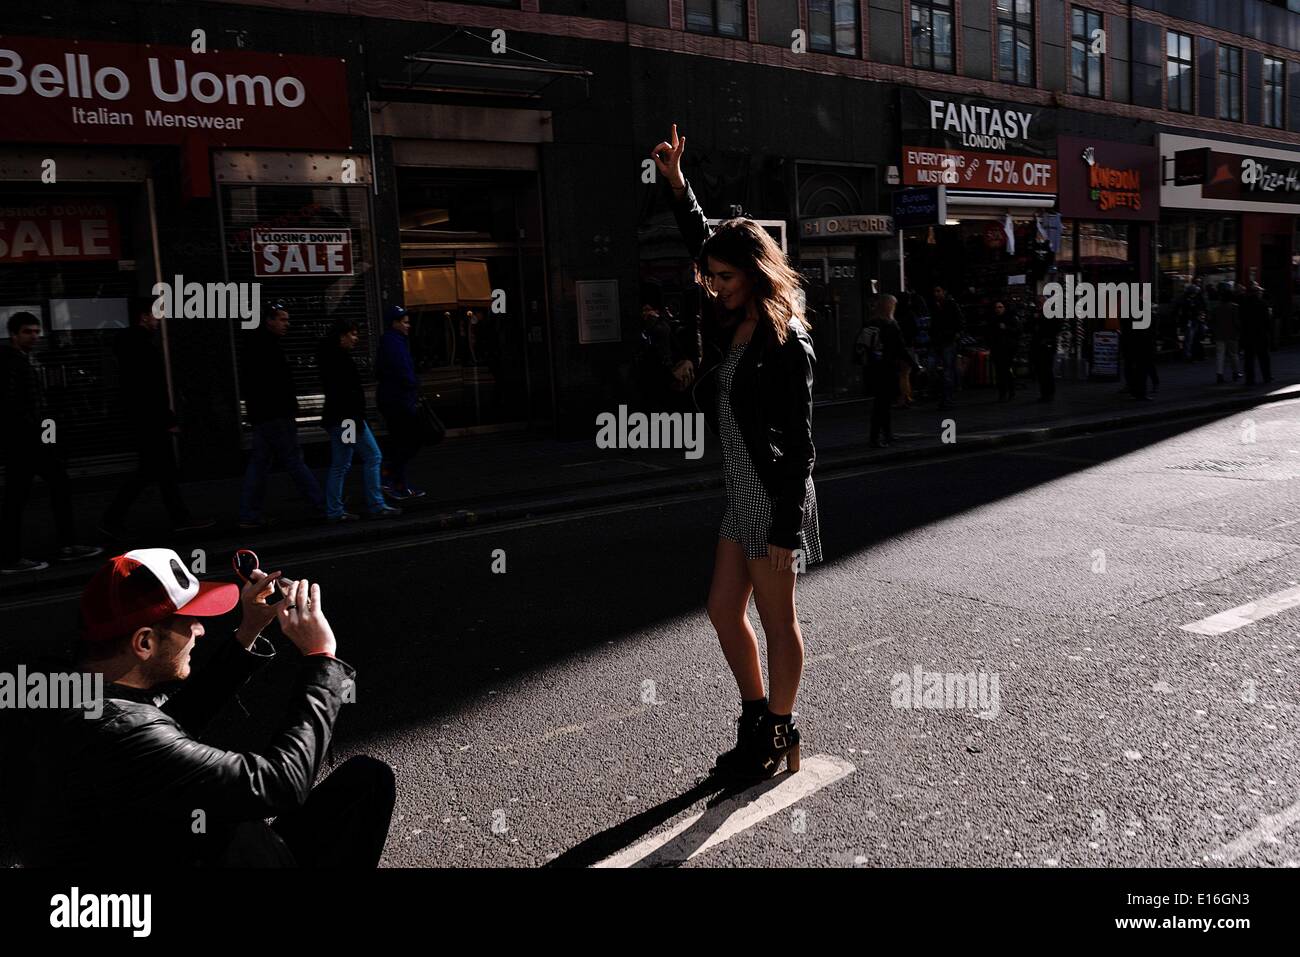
xmin=0 ymin=198 xmax=121 ymax=261
xmin=1163 ymin=133 xmax=1300 ymax=215
xmin=900 ymin=90 xmax=1057 ymax=194
xmin=800 ymin=215 xmax=893 ymax=238
xmin=1201 ymin=152 xmax=1300 ymax=203
xmin=1057 ymin=137 xmax=1158 ymax=221
xmin=251 ymin=228 xmax=353 ymax=277
xmin=891 ymin=186 xmax=946 ymax=229
xmin=576 ymin=279 xmax=621 ymax=344
xmin=0 ymin=35 xmax=350 ymax=148
xmin=1174 ymin=147 xmax=1210 ymax=186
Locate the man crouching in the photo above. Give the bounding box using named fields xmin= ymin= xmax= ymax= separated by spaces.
xmin=9 ymin=548 xmax=394 ymax=866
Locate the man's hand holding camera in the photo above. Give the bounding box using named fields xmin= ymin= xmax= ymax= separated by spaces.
xmin=234 ymin=568 xmax=284 ymax=649
xmin=276 ymin=577 xmax=337 ymax=658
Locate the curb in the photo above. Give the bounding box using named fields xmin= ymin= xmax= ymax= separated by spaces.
xmin=3 ymin=386 xmax=1297 ymax=603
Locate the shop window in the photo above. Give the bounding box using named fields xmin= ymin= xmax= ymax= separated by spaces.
xmin=1158 ymin=214 xmax=1239 ymax=308
xmin=809 ymin=0 xmax=859 ymax=56
xmin=1166 ymin=30 xmax=1194 ymax=114
xmin=685 ymin=0 xmax=748 ymax=38
xmin=1070 ymin=7 xmax=1103 ymax=98
xmin=1218 ymin=44 xmax=1242 ymax=122
xmin=998 ymin=0 xmax=1034 ymax=87
xmin=1264 ymin=56 xmax=1286 ymax=129
xmin=910 ymin=0 xmax=954 ymax=73
xmin=0 ymin=187 xmax=142 ymax=468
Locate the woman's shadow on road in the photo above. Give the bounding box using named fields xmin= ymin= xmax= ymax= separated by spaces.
xmin=544 ymin=770 xmax=785 ymax=868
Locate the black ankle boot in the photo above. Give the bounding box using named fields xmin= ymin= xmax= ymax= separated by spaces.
xmin=730 ymin=711 xmax=801 ymax=780
xmin=713 ymin=697 xmax=766 ymax=773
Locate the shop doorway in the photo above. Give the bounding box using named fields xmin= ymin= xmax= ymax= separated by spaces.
xmin=797 ymin=245 xmax=874 ymax=399
xmin=395 ymin=167 xmax=551 ymax=430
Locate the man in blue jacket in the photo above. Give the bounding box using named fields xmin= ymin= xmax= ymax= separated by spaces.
xmin=375 ymin=304 xmax=425 ymax=499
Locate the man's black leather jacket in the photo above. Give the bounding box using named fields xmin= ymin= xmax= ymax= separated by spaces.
xmin=5 ymin=633 xmax=354 ymax=866
xmin=667 ymin=176 xmax=817 ymax=550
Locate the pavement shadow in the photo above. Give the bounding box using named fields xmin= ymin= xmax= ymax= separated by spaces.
xmin=544 ymin=770 xmax=781 ymax=868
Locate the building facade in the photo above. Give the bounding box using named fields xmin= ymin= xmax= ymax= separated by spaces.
xmin=2 ymin=0 xmax=1299 ymax=473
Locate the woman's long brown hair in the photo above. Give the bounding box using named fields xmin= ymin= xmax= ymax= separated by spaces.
xmin=699 ymin=217 xmax=808 ymax=346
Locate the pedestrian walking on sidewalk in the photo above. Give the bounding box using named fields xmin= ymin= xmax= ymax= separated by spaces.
xmin=376 ymin=305 xmax=426 ymax=501
xmin=990 ymin=300 xmax=1019 ymax=401
xmin=0 ymin=311 xmax=102 ymax=573
xmin=1027 ymin=294 xmax=1060 ymax=403
xmin=100 ymin=301 xmax=215 ymax=542
xmin=856 ymin=295 xmax=904 ymax=447
xmin=317 ymin=319 xmax=401 ymax=524
xmin=655 ymin=122 xmax=819 ymax=781
xmin=929 ymin=284 xmax=964 ymax=410
xmin=1211 ymin=283 xmax=1241 ymax=384
xmin=893 ymin=286 xmax=925 ymax=408
xmin=237 ymin=302 xmax=325 ymax=529
xmin=1241 ymin=282 xmax=1274 ymax=386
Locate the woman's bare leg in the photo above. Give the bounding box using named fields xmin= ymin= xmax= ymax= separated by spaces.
xmin=747 ymin=558 xmax=803 ymax=715
xmin=707 ymin=538 xmax=764 ymax=700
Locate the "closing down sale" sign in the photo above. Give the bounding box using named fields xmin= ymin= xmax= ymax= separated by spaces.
xmin=251 ymin=228 xmax=353 ymax=277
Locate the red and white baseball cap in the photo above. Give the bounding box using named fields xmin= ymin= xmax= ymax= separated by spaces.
xmin=78 ymin=548 xmax=240 ymax=642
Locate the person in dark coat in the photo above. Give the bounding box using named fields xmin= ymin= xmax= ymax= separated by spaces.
xmin=1241 ymin=282 xmax=1274 ymax=385
xmin=856 ymin=295 xmax=905 ymax=447
xmin=635 ymin=298 xmax=677 ymax=412
xmin=655 ymin=121 xmax=818 ymax=781
xmin=101 ymin=299 xmax=213 ymax=540
xmin=0 ymin=311 xmax=101 ymax=573
xmin=929 ymin=284 xmax=964 ymax=410
xmin=1027 ymin=293 xmax=1060 ymax=402
xmin=237 ymin=303 xmax=324 ymax=529
xmin=375 ymin=304 xmax=425 ymax=500
xmin=317 ymin=319 xmax=400 ymax=523
xmin=990 ymin=300 xmax=1020 ymax=400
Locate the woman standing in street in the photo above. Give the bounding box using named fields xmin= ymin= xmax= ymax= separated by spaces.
xmin=652 ymin=123 xmax=821 ymax=780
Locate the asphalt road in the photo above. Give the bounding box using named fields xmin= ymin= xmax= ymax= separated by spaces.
xmin=3 ymin=396 xmax=1300 ymax=868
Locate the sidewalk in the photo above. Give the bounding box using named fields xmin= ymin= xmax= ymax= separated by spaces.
xmin=5 ymin=347 xmax=1300 ymax=598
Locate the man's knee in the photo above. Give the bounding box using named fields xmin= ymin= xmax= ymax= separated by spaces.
xmin=333 ymin=755 xmax=396 ymax=807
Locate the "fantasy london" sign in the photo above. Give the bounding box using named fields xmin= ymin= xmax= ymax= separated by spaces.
xmin=899 ymin=90 xmax=1057 ymax=195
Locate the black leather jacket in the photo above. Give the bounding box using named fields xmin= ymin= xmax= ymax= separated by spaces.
xmin=668 ymin=177 xmax=817 ymax=550
xmin=5 ymin=633 xmax=354 ymax=866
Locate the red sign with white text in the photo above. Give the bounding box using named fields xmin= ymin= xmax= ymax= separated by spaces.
xmin=252 ymin=228 xmax=353 ymax=276
xmin=902 ymin=147 xmax=1057 ymax=194
xmin=0 ymin=35 xmax=350 ymax=148
xmin=0 ymin=199 xmax=121 ymax=261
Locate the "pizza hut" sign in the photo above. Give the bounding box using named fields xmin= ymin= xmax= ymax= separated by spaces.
xmin=251 ymin=228 xmax=353 ymax=277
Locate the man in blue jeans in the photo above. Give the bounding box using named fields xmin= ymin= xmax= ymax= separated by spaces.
xmin=238 ymin=303 xmax=325 ymax=529
xmin=317 ymin=318 xmax=400 ymax=523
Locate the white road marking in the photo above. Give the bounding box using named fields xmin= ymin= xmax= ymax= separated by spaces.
xmin=1180 ymin=585 xmax=1300 ymax=635
xmin=593 ymin=754 xmax=855 ymax=867
xmin=1210 ymin=797 xmax=1300 ymax=862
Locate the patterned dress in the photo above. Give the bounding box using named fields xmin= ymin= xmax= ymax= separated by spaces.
xmin=717 ymin=337 xmax=823 ymax=567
